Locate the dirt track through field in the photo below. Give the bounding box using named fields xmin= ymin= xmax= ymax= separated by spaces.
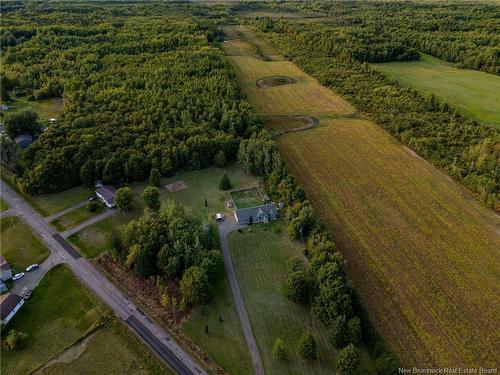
xmin=222 ymin=26 xmax=500 ymax=368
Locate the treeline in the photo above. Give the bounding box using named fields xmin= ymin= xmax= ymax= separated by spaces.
xmin=240 ymin=1 xmax=499 ymax=74
xmin=251 ymin=21 xmax=499 ymax=212
xmin=108 ymin=199 xmax=224 ymax=308
xmin=238 ymin=132 xmax=398 ymax=374
xmin=0 ymin=2 xmax=260 ymax=194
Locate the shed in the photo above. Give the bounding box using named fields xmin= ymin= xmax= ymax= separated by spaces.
xmin=1 ymin=104 xmax=9 ymax=111
xmin=14 ymin=133 xmax=33 ymax=148
xmin=0 ymin=293 xmax=24 ymax=325
xmin=96 ymin=185 xmax=116 ymax=208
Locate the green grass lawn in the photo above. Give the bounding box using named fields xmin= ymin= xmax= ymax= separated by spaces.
xmin=373 ymin=54 xmax=500 ymax=127
xmin=1 ymin=96 xmax=63 ymax=120
xmin=0 ymin=217 xmax=49 ymax=271
xmin=50 ymin=203 xmax=105 ymax=232
xmin=0 ymin=197 xmax=9 ymax=212
xmin=231 ymin=187 xmax=263 ymax=209
xmin=1 ymin=167 xmax=92 ymax=217
xmin=1 ymin=265 xmax=168 ymax=375
xmin=228 ymin=221 xmax=375 ymax=375
xmin=69 ymin=163 xmax=258 ymax=258
xmin=183 ymin=275 xmax=253 ymax=375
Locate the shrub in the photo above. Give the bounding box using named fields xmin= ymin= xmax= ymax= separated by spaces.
xmin=272 ymin=337 xmax=286 ymax=361
xmin=3 ymin=330 xmax=28 ymax=351
xmin=218 ymin=171 xmax=231 ymax=190
xmin=283 ymin=271 xmax=309 ymax=303
xmin=114 ymin=187 xmax=134 ymax=211
xmin=180 ymin=266 xmax=212 ymax=307
xmin=142 ymin=186 xmax=160 ymax=210
xmin=337 ymin=344 xmax=359 ymax=375
xmin=149 ymin=168 xmax=161 ymax=187
xmin=296 ymin=332 xmax=317 ymax=360
xmin=214 ymin=150 xmax=227 ymax=168
xmin=286 ymin=256 xmax=304 ymax=273
xmin=347 ymin=317 xmax=362 ymax=344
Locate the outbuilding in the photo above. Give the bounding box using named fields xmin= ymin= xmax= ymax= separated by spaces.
xmin=0 ymin=293 xmax=24 ymax=325
xmin=0 ymin=280 xmax=8 ymax=293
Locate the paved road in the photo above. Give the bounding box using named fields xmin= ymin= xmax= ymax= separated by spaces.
xmin=0 ymin=179 xmax=207 ymax=375
xmin=218 ymin=217 xmax=264 ymax=375
xmin=60 ymin=208 xmax=117 ymax=238
xmin=45 ymin=199 xmax=89 ymax=222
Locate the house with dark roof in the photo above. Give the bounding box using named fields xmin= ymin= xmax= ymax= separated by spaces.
xmin=0 ymin=293 xmax=24 ymax=325
xmin=0 ymin=280 xmax=7 ymax=293
xmin=14 ymin=133 xmax=33 ymax=148
xmin=234 ymin=203 xmax=278 ymax=225
xmin=96 ymin=185 xmax=116 ymax=208
xmin=0 ymin=256 xmax=13 ymax=281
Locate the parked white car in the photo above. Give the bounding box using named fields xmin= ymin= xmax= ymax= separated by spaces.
xmin=26 ymin=264 xmax=39 ymax=272
xmin=12 ymin=272 xmax=25 ymax=281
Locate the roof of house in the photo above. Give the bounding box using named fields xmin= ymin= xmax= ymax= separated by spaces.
xmin=96 ymin=185 xmax=116 ymax=205
xmin=0 ymin=293 xmax=23 ymax=320
xmin=0 ymin=256 xmax=11 ymax=271
xmin=234 ymin=203 xmax=278 ymax=222
xmin=14 ymin=133 xmax=33 ymax=148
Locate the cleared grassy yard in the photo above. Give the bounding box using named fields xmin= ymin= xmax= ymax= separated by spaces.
xmin=1 ymin=265 xmax=167 ymax=375
xmin=50 ymin=203 xmax=105 ymax=232
xmin=1 ymin=96 xmax=63 ymax=120
xmin=1 ymin=216 xmax=49 ymax=271
xmin=228 ymin=221 xmax=374 ymax=374
xmin=231 ymin=188 xmax=263 ymax=209
xmin=373 ymin=54 xmax=500 ymax=127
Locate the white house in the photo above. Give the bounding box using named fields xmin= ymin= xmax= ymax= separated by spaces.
xmin=0 ymin=293 xmax=24 ymax=325
xmin=96 ymin=185 xmax=116 ymax=208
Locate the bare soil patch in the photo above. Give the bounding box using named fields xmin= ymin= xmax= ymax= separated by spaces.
xmin=264 ymin=115 xmax=319 ymax=135
xmin=256 ymin=76 xmax=297 ymax=88
xmin=166 ymin=180 xmax=187 ymax=192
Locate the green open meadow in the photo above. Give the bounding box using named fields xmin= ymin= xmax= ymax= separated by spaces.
xmin=1 ymin=96 xmax=63 ymax=120
xmin=228 ymin=221 xmax=374 ymax=374
xmin=373 ymin=54 xmax=500 ymax=127
xmin=1 ymin=265 xmax=167 ymax=375
xmin=1 ymin=216 xmax=49 ymax=271
xmin=225 ymin=28 xmax=500 ymax=367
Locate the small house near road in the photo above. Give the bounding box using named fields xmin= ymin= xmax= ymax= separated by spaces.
xmin=0 ymin=280 xmax=8 ymax=293
xmin=0 ymin=293 xmax=24 ymax=325
xmin=0 ymin=256 xmax=13 ymax=281
xmin=234 ymin=203 xmax=278 ymax=225
xmin=96 ymin=185 xmax=116 ymax=208
xmin=14 ymin=133 xmax=33 ymax=148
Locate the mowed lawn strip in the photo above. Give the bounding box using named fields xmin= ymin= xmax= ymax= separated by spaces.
xmin=183 ymin=275 xmax=253 ymax=375
xmin=373 ymin=54 xmax=500 ymax=127
xmin=278 ymin=119 xmax=500 ymax=366
xmin=0 ymin=197 xmax=9 ymax=212
xmin=1 ymin=216 xmax=49 ymax=271
xmin=228 ymin=221 xmax=374 ymax=375
xmin=50 ymin=203 xmax=105 ymax=232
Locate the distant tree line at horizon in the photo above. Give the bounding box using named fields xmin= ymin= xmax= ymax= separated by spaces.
xmin=0 ymin=2 xmax=260 ymax=194
xmin=234 ymin=1 xmax=499 ymax=74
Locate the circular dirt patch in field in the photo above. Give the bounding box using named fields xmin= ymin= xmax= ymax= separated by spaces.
xmin=256 ymin=76 xmax=297 ymax=88
xmin=264 ymin=115 xmax=319 ymax=134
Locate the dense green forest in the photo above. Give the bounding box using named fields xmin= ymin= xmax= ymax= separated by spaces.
xmin=234 ymin=1 xmax=500 ymax=74
xmin=245 ymin=16 xmax=499 ymax=211
xmin=0 ymin=2 xmax=260 ymax=193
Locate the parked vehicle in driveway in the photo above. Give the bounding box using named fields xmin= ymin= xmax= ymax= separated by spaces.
xmin=26 ymin=264 xmax=39 ymax=272
xmin=12 ymin=272 xmax=25 ymax=281
xmin=215 ymin=213 xmax=224 ymax=223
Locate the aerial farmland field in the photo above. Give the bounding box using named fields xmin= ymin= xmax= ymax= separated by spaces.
xmin=223 ymin=28 xmax=500 ymax=367
xmin=373 ymin=54 xmax=500 ymax=127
